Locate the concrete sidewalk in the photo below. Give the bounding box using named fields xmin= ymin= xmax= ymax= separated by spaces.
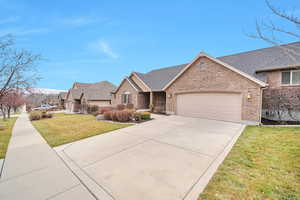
xmin=0 ymin=113 xmax=95 ymax=200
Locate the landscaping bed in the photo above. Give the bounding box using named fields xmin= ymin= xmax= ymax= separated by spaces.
xmin=199 ymin=126 xmax=300 ymax=200
xmin=93 ymin=104 xmax=153 ymax=124
xmin=0 ymin=117 xmax=17 ymax=158
xmin=262 ymin=118 xmax=300 ymax=125
xmin=32 ymin=113 xmax=132 ymax=147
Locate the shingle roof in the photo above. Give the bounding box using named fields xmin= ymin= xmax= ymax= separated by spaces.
xmin=134 ymin=42 xmax=300 ymax=90
xmin=69 ymin=88 xmax=83 ymax=100
xmin=68 ymin=81 xmax=116 ymax=101
xmin=135 ymin=64 xmax=187 ymax=91
xmin=218 ymin=42 xmax=300 ymax=81
xmin=58 ymin=92 xmax=68 ymax=100
xmin=83 ymin=81 xmax=116 ymax=100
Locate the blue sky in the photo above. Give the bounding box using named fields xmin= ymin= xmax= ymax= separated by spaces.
xmin=0 ymin=0 xmax=298 ymax=90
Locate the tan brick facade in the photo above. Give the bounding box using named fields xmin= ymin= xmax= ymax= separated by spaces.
xmin=165 ymin=57 xmax=263 ymax=122
xmin=266 ymin=71 xmax=281 ymax=88
xmin=263 ymin=70 xmax=300 ymax=112
xmin=112 ymin=79 xmax=139 ymax=107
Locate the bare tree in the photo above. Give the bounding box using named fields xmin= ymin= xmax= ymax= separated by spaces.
xmin=0 ymin=92 xmax=26 ymax=118
xmin=249 ymin=0 xmax=300 ymax=59
xmin=0 ymin=34 xmax=41 ymax=105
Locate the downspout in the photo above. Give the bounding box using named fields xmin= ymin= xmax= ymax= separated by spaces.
xmin=260 ymin=87 xmax=268 ymax=125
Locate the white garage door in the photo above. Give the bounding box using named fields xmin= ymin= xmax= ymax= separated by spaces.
xmin=176 ymin=92 xmax=242 ymax=122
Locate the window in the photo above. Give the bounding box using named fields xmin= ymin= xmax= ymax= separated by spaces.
xmin=281 ymin=70 xmax=300 ymax=85
xmin=281 ymin=71 xmax=290 ymax=84
xmin=122 ymin=92 xmax=130 ymax=104
xmin=292 ymin=71 xmax=300 ymax=85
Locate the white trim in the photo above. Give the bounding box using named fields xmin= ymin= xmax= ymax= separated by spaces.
xmin=163 ymin=52 xmax=268 ymax=90
xmin=281 ymin=70 xmax=300 ymax=85
xmin=131 ymin=72 xmax=152 ymax=91
xmin=126 ymin=78 xmax=139 ymax=91
xmin=113 ymin=77 xmax=139 ymax=94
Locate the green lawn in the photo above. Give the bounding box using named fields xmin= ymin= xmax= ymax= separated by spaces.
xmin=0 ymin=117 xmax=17 ymax=159
xmin=32 ymin=113 xmax=133 ymax=147
xmin=199 ymin=126 xmax=300 ymax=200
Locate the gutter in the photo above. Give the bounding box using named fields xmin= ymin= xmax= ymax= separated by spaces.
xmin=256 ymin=64 xmax=300 ymax=73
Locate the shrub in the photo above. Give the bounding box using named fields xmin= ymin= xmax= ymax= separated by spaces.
xmin=26 ymin=104 xmax=32 ymax=112
xmin=133 ymin=112 xmax=142 ymax=121
xmin=40 ymin=111 xmax=53 ymax=118
xmin=41 ymin=111 xmax=47 ymax=118
xmin=29 ymin=111 xmax=42 ymax=121
xmin=91 ymin=111 xmax=99 ymax=117
xmin=104 ymin=111 xmax=112 ymax=120
xmin=126 ymin=103 xmax=134 ymax=109
xmin=117 ymin=104 xmax=125 ymax=110
xmin=116 ymin=110 xmax=131 ymax=122
xmin=100 ymin=107 xmax=113 ymax=114
xmin=140 ymin=112 xmax=151 ymax=120
xmin=46 ymin=113 xmax=53 ymax=118
xmin=124 ymin=109 xmax=134 ymax=117
xmin=110 ymin=110 xmax=118 ymax=121
xmin=87 ymin=105 xmax=99 ymax=114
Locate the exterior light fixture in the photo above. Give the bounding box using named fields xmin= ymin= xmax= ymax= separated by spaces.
xmin=247 ymin=92 xmax=251 ymax=99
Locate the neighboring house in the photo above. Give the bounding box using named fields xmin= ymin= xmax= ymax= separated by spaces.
xmin=58 ymin=92 xmax=67 ymax=108
xmin=66 ymin=81 xmax=116 ymax=113
xmin=112 ymin=42 xmax=300 ymax=124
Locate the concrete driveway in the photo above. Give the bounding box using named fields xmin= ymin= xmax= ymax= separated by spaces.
xmin=55 ymin=115 xmax=245 ymax=200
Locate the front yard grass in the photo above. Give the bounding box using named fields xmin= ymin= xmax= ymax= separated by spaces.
xmin=0 ymin=117 xmax=17 ymax=159
xmin=32 ymin=113 xmax=133 ymax=147
xmin=199 ymin=126 xmax=300 ymax=200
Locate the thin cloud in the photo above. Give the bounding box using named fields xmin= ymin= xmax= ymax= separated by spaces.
xmin=88 ymin=40 xmax=119 ymax=59
xmin=61 ymin=16 xmax=101 ymax=27
xmin=0 ymin=16 xmax=19 ymax=24
xmin=0 ymin=27 xmax=49 ymax=36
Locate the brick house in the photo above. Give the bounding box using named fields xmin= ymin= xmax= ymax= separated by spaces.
xmin=66 ymin=81 xmax=116 ymax=113
xmin=112 ymin=42 xmax=300 ymax=124
xmin=58 ymin=92 xmax=67 ymax=108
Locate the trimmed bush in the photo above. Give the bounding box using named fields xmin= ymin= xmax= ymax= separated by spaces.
xmin=29 ymin=111 xmax=42 ymax=121
xmin=104 ymin=111 xmax=112 ymax=120
xmin=41 ymin=111 xmax=47 ymax=118
xmin=46 ymin=113 xmax=53 ymax=118
xmin=91 ymin=111 xmax=99 ymax=116
xmin=100 ymin=107 xmax=113 ymax=114
xmin=124 ymin=109 xmax=134 ymax=117
xmin=41 ymin=111 xmax=53 ymax=118
xmin=110 ymin=110 xmax=118 ymax=121
xmin=116 ymin=110 xmax=131 ymax=122
xmin=126 ymin=103 xmax=134 ymax=109
xmin=133 ymin=112 xmax=142 ymax=121
xmin=117 ymin=104 xmax=125 ymax=110
xmin=87 ymin=105 xmax=99 ymax=114
xmin=140 ymin=112 xmax=151 ymax=120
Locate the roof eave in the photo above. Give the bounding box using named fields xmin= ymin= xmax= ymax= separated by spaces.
xmin=131 ymin=72 xmax=152 ymax=91
xmin=256 ymin=64 xmax=300 ymax=73
xmin=163 ymin=52 xmax=268 ymax=90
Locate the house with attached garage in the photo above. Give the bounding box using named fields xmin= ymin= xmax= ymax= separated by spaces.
xmin=66 ymin=81 xmax=116 ymax=113
xmin=111 ymin=42 xmax=300 ymax=124
xmin=58 ymin=92 xmax=68 ymax=108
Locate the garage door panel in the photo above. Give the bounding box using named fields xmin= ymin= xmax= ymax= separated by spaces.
xmin=176 ymin=93 xmax=242 ymax=122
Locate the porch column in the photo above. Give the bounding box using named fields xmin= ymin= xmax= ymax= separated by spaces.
xmin=150 ymin=92 xmax=154 ymax=110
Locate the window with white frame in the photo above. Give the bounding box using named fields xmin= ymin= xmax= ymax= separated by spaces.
xmin=122 ymin=92 xmax=130 ymax=104
xmin=281 ymin=70 xmax=300 ymax=85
